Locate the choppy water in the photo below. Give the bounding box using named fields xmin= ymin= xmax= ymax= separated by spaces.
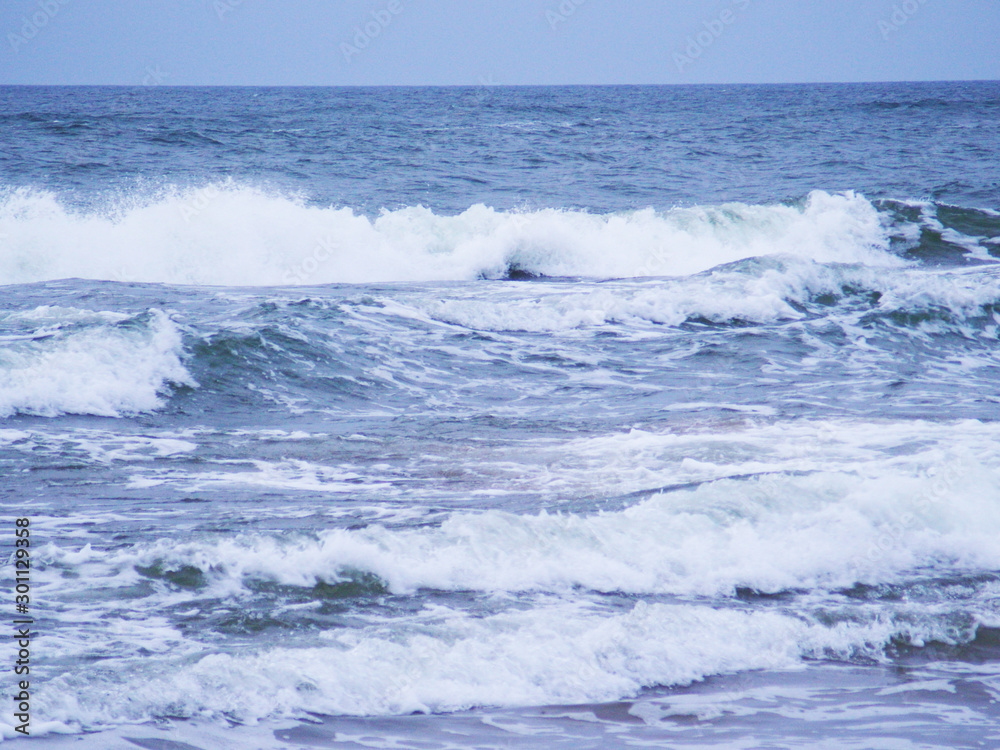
xmin=1 ymin=83 xmax=1000 ymax=749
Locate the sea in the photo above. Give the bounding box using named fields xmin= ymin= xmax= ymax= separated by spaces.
xmin=1 ymin=82 xmax=999 ymax=749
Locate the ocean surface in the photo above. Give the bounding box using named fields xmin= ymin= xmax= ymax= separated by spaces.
xmin=1 ymin=82 xmax=1000 ymax=749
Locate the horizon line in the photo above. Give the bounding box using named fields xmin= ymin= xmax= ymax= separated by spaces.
xmin=1 ymin=78 xmax=998 ymax=89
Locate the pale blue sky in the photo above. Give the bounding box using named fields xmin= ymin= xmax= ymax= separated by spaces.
xmin=1 ymin=0 xmax=998 ymax=86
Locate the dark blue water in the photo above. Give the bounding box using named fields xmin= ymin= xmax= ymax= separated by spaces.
xmin=1 ymin=83 xmax=1000 ymax=749
xmin=3 ymin=82 xmax=999 ymax=213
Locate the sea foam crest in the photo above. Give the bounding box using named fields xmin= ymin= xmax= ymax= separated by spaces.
xmin=0 ymin=185 xmax=895 ymax=285
xmin=422 ymin=260 xmax=1000 ymax=332
xmin=29 ymin=600 xmax=926 ymax=728
xmin=27 ymin=419 xmax=1000 ymax=728
xmin=0 ymin=308 xmax=194 ymax=417
xmin=44 ymin=419 xmax=1000 ymax=598
xmin=162 ymin=469 xmax=1000 ymax=597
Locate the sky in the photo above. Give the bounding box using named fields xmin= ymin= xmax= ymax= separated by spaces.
xmin=1 ymin=0 xmax=998 ymax=86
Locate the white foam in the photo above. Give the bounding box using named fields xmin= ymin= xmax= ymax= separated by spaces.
xmin=422 ymin=258 xmax=828 ymax=331
xmin=0 ymin=308 xmax=194 ymax=417
xmin=151 ymin=458 xmax=392 ymax=493
xmin=0 ymin=185 xmax=897 ymax=285
xmin=40 ymin=420 xmax=1000 ymax=600
xmin=31 ymin=599 xmax=922 ymax=728
xmin=415 ymin=258 xmax=1000 ymax=333
xmin=23 ymin=418 xmax=1000 ymax=730
xmin=0 ymin=427 xmax=198 ymax=462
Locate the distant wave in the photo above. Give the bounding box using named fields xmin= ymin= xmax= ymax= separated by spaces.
xmin=0 ymin=184 xmax=903 ymax=285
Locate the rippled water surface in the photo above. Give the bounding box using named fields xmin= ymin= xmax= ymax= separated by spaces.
xmin=1 ymin=83 xmax=1000 ymax=748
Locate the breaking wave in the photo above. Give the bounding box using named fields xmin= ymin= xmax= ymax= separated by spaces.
xmin=0 ymin=185 xmax=904 ymax=285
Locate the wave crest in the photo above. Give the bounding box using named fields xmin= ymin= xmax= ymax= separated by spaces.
xmin=0 ymin=185 xmax=896 ymax=285
xmin=0 ymin=308 xmax=194 ymax=417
